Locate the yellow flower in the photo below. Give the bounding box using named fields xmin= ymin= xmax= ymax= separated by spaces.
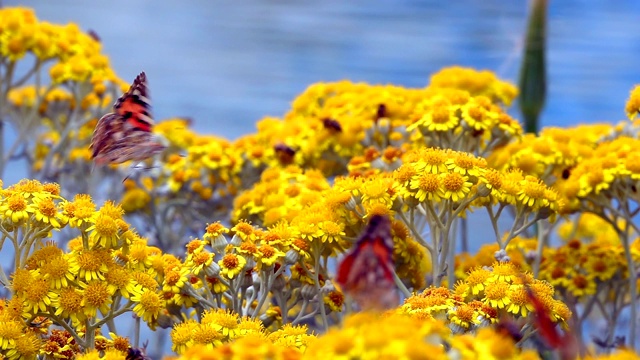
xmin=439 ymin=172 xmax=472 ymax=202
xmin=30 ymin=196 xmax=67 ymax=228
xmin=75 ymin=349 xmax=101 ymax=360
xmin=447 ymin=151 xmax=484 ymax=177
xmin=80 ymin=279 xmax=114 ymax=318
xmin=324 ymin=290 xmax=345 ymax=313
xmin=22 ymin=276 xmax=58 ymax=314
xmin=483 ymin=280 xmax=511 ymax=309
xmin=0 ymin=193 xmax=29 ymax=223
xmin=205 ymin=276 xmax=228 ymax=294
xmin=256 ymin=244 xmax=285 ymax=267
xmin=415 ymin=148 xmax=449 ymax=174
xmin=269 ymin=323 xmax=314 ymax=351
xmin=517 ymin=175 xmax=550 ymax=210
xmin=465 ymin=267 xmax=491 ymax=295
xmin=63 ymin=193 xmax=96 ymax=228
xmin=625 ymin=84 xmax=640 ymax=119
xmin=460 ymin=98 xmax=497 ymax=131
xmin=191 ymin=323 xmax=224 ymax=349
xmin=0 ymin=319 xmax=25 ymax=352
xmin=230 ymin=220 xmax=256 ymax=243
xmin=448 ymin=304 xmax=479 ymax=331
xmin=219 ymin=254 xmax=247 ymax=279
xmin=187 ymin=250 xmax=214 ymax=276
xmin=163 ymin=269 xmax=188 ymax=294
xmin=487 ymin=262 xmax=518 ymax=284
xmin=54 ymin=287 xmax=85 ymax=323
xmin=9 ymin=331 xmax=42 ymax=360
xmin=202 ymin=309 xmax=240 ymax=340
xmin=318 ymin=220 xmax=345 ymax=244
xmin=203 ymin=222 xmax=229 ymax=249
xmin=131 ymin=270 xmax=159 ymax=291
xmin=506 ymin=285 xmax=535 ymax=317
xmin=40 ymin=254 xmax=75 ymax=289
xmin=121 ymin=188 xmax=151 ymax=213
xmin=237 ymin=317 xmax=264 ymax=336
xmin=360 ymin=177 xmax=394 ymax=207
xmin=410 ymin=97 xmax=460 ymax=132
xmin=70 ymin=249 xmax=110 ymax=281
xmin=410 ymin=172 xmax=442 ymax=202
xmin=105 ymin=266 xmax=138 ymax=299
xmin=86 ymin=213 xmax=120 ymax=249
xmin=567 ymin=274 xmax=596 ymax=298
xmin=171 ymin=320 xmax=198 ymax=354
xmin=131 ymin=289 xmax=165 ymax=326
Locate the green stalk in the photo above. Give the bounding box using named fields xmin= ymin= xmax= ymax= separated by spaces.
xmin=518 ymin=0 xmax=547 ymax=134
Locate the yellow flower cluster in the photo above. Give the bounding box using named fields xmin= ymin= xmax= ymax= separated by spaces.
xmin=0 ymin=179 xmax=178 ymax=358
xmin=177 ymin=312 xmax=541 ymax=360
xmin=171 ymin=310 xmax=312 ymax=355
xmin=557 ymin=136 xmax=640 ymax=205
xmin=0 ymin=298 xmax=42 ymax=360
xmin=0 ymin=7 xmax=130 ymax=183
xmin=540 ymin=213 xmax=639 ymax=299
xmin=539 ymin=238 xmax=632 ymax=298
xmin=232 ymin=166 xmax=330 ymax=227
xmin=0 ymin=7 xmax=116 ymax=82
xmin=397 ymin=147 xmax=559 ymax=215
xmin=400 ymin=264 xmax=571 ymax=332
xmin=143 ymin=67 xmax=522 ymax=208
xmin=232 ymin=166 xmax=432 ymax=288
xmin=455 ymin=236 xmax=536 ymax=278
xmin=428 ymin=66 xmax=519 ymax=106
xmin=152 ymin=118 xmax=243 ymax=196
xmin=488 ymin=124 xmax=613 ymax=183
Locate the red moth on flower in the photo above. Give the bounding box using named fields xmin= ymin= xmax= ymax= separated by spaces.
xmin=90 ymin=72 xmax=166 ymax=165
xmin=336 ymin=214 xmax=399 ymax=311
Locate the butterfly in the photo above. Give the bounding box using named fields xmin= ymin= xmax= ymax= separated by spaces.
xmin=526 ymin=285 xmax=579 ymax=358
xmin=126 ymin=346 xmax=151 ymax=360
xmin=126 ymin=340 xmax=151 ymax=360
xmin=90 ymin=72 xmax=166 ymax=166
xmin=336 ymin=214 xmax=399 ymax=311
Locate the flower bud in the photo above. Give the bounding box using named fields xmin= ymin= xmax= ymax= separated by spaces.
xmin=284 ymin=249 xmax=299 ymax=265
xmin=204 ymin=261 xmax=221 ymax=278
xmin=476 ymin=183 xmax=492 ymax=197
xmin=209 ymin=234 xmax=228 ymax=253
xmin=301 ymin=284 xmax=317 ymax=300
xmin=494 ymin=249 xmax=510 ymax=263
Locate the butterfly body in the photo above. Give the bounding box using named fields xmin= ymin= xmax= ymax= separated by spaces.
xmin=336 ymin=215 xmax=399 ymax=311
xmin=90 ymin=72 xmax=166 ymax=165
xmin=126 ymin=347 xmax=152 ymax=360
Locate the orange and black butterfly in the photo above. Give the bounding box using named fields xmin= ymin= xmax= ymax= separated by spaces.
xmin=90 ymin=72 xmax=166 ymax=166
xmin=336 ymin=214 xmax=399 ymax=311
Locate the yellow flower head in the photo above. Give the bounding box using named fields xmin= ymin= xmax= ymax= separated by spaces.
xmin=256 ymin=244 xmax=286 ymax=268
xmin=202 ymin=308 xmax=241 ymax=340
xmin=64 ymin=193 xmax=96 ymax=228
xmin=131 ymin=289 xmax=165 ymax=327
xmin=625 ymin=84 xmax=640 ymax=119
xmin=218 ymin=253 xmax=247 ymax=279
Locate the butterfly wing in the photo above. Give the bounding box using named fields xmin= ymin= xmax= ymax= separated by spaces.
xmin=113 ymin=71 xmax=154 ymax=132
xmin=90 ymin=72 xmax=165 ymax=165
xmin=336 ymin=215 xmax=398 ymax=311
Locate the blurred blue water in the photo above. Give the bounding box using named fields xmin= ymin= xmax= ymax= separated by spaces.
xmin=5 ymin=1 xmax=640 ymax=143
xmin=3 ymin=0 xmax=640 ymax=354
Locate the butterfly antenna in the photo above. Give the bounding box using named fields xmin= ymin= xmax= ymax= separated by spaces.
xmin=122 ymin=163 xmax=138 ymax=183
